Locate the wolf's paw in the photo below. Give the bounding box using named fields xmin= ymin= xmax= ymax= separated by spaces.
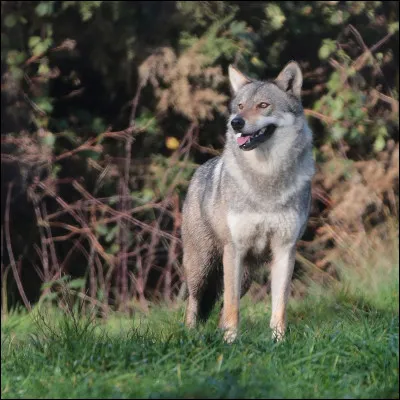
xmin=223 ymin=328 xmax=238 ymax=344
xmin=271 ymin=328 xmax=285 ymax=342
xmin=270 ymin=320 xmax=286 ymax=342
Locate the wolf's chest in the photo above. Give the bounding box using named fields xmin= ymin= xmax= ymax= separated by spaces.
xmin=227 ymin=210 xmax=302 ymax=253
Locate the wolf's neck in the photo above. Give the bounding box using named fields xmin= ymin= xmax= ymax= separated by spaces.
xmin=223 ymin=125 xmax=314 ymax=199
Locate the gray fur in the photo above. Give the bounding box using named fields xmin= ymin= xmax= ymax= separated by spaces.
xmin=182 ymin=61 xmax=315 ymax=341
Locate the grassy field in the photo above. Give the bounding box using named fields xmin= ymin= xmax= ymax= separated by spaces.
xmin=2 ymin=241 xmax=399 ymax=399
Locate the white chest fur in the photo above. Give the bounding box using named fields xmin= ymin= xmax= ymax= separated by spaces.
xmin=227 ymin=209 xmax=304 ymax=253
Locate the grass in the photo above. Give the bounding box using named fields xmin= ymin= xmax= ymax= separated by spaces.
xmin=1 ymin=233 xmax=399 ymax=399
xmin=1 ymin=293 xmax=398 ymax=398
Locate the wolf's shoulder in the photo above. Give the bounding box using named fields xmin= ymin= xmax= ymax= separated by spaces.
xmin=192 ymin=156 xmax=222 ymax=181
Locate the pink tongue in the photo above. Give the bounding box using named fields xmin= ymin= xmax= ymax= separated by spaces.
xmin=237 ymin=136 xmax=250 ymax=146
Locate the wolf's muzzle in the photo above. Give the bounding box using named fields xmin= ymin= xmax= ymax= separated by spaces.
xmin=237 ymin=123 xmax=277 ymax=151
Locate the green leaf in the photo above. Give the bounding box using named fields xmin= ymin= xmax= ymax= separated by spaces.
xmin=135 ymin=110 xmax=159 ymax=135
xmin=51 ymin=164 xmax=62 ymax=179
xmin=331 ymin=98 xmax=344 ymax=120
xmin=108 ymin=243 xmax=120 ymax=255
xmin=332 ymin=125 xmax=346 ymax=141
xmin=32 ymin=42 xmax=50 ymax=57
xmin=326 ymin=72 xmax=341 ymax=91
xmin=349 ymin=128 xmax=360 ymax=140
xmin=35 ymin=2 xmax=53 ymax=17
xmin=132 ymin=188 xmax=154 ymax=204
xmin=374 ymin=135 xmax=386 ymax=152
xmin=92 ymin=118 xmax=105 ymax=134
xmin=378 ymin=125 xmax=388 ymax=137
xmin=67 ymin=278 xmax=86 ymax=290
xmin=95 ymin=224 xmax=108 ymax=236
xmin=229 ymin=21 xmax=247 ymax=36
xmin=388 ymin=22 xmax=399 ymax=34
xmin=42 ymin=132 xmax=56 ymax=148
xmin=6 ymin=50 xmax=26 ymax=66
xmin=142 ymin=188 xmax=154 ymax=203
xmin=329 ymin=10 xmax=345 ymax=25
xmin=265 ymin=4 xmax=286 ymax=31
xmin=319 ymin=39 xmax=336 ymax=60
xmin=105 ymin=225 xmax=118 ymax=243
xmin=36 ymin=98 xmax=53 ymax=113
xmin=62 ymin=1 xmax=77 ymax=10
xmin=79 ymin=1 xmax=102 ymax=21
xmin=9 ymin=66 xmax=23 ymax=81
xmin=108 ymin=196 xmax=119 ymax=205
xmin=97 ymin=289 xmax=104 ymax=301
xmin=38 ymin=62 xmax=50 ymax=76
xmin=29 ymin=36 xmax=42 ymax=49
xmin=4 ymin=15 xmax=17 ymax=28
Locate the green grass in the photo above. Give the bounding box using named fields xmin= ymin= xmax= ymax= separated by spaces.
xmin=1 ymin=291 xmax=398 ymax=398
xmin=2 ymin=247 xmax=399 ymax=399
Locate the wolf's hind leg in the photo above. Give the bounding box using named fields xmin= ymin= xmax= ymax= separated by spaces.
xmin=184 ymin=253 xmax=202 ymax=328
xmin=184 ymin=247 xmax=222 ymax=328
xmin=185 ymin=294 xmax=199 ymax=328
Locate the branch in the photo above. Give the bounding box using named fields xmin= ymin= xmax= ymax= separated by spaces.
xmin=5 ymin=183 xmax=31 ymax=311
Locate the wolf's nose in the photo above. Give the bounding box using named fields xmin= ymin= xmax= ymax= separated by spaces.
xmin=231 ymin=117 xmax=245 ymax=131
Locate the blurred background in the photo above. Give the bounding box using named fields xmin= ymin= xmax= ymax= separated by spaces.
xmin=1 ymin=1 xmax=398 ymax=316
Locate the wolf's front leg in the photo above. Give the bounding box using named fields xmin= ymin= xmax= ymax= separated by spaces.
xmin=220 ymin=243 xmax=243 ymax=343
xmin=270 ymin=243 xmax=296 ymax=341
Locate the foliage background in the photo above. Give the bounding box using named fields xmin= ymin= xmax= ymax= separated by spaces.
xmin=1 ymin=1 xmax=399 ymax=314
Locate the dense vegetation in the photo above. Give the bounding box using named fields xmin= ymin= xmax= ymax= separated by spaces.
xmin=1 ymin=1 xmax=398 ymax=312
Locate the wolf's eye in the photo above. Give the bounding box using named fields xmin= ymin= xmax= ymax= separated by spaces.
xmin=258 ymin=102 xmax=269 ymax=109
xmin=238 ymin=103 xmax=244 ymax=110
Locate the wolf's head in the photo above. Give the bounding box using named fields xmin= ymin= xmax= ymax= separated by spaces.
xmin=227 ymin=62 xmax=304 ymax=151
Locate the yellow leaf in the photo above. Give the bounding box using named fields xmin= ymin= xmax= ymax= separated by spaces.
xmin=166 ymin=136 xmax=180 ymax=150
xmin=251 ymin=57 xmax=263 ymax=67
xmin=216 ymin=354 xmax=223 ymax=372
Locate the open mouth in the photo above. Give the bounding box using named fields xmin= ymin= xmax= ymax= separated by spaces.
xmin=236 ymin=124 xmax=277 ymax=151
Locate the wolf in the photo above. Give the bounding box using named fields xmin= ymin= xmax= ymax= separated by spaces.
xmin=181 ymin=61 xmax=315 ymax=343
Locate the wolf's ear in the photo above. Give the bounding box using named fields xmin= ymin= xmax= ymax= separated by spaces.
xmin=275 ymin=61 xmax=303 ymax=99
xmin=228 ymin=65 xmax=251 ymax=93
